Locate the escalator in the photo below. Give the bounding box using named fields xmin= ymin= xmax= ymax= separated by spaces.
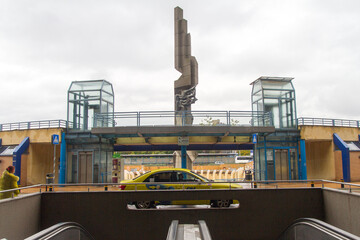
xmin=24 ymin=218 xmax=360 ymax=240
xmin=278 ymin=218 xmax=360 ymax=240
xmin=25 ymin=222 xmax=95 ymax=240
xmin=166 ymin=220 xmax=212 ymax=240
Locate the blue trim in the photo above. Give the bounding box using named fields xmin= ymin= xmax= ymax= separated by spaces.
xmin=12 ymin=137 xmax=30 ymax=184
xmin=299 ymin=140 xmax=307 ymax=180
xmin=333 ymin=133 xmax=350 ymax=182
xmin=288 ymin=150 xmax=292 ymax=180
xmin=0 ymin=138 xmax=2 ymax=147
xmin=181 ymin=146 xmax=187 ymax=168
xmin=273 ymin=149 xmax=276 ymax=180
xmin=264 ymin=136 xmax=267 ymax=180
xmin=59 ymin=132 xmax=66 ymax=184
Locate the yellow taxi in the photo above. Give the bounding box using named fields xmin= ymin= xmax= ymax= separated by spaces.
xmin=119 ymin=168 xmax=242 ymax=209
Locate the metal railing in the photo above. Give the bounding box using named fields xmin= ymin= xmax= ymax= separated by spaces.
xmin=1 ymin=180 xmax=359 ymax=196
xmin=0 ymin=120 xmax=67 ymax=132
xmin=93 ymin=111 xmax=273 ymax=128
xmin=279 ymin=218 xmax=360 ymax=240
xmin=297 ymin=117 xmax=360 ymax=128
xmin=25 ymin=222 xmax=95 ymax=240
xmin=3 ymin=116 xmax=360 ymax=132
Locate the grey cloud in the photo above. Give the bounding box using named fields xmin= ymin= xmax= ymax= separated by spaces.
xmin=1 ymin=0 xmax=360 ymax=123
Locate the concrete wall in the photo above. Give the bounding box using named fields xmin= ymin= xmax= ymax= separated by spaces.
xmin=40 ymin=189 xmax=323 ymax=240
xmin=323 ymin=189 xmax=360 ymax=236
xmin=2 ymin=188 xmax=360 ymax=240
xmin=0 ymin=194 xmax=41 ymax=240
xmin=0 ymin=129 xmax=62 ymax=145
xmin=335 ymin=151 xmax=360 ymax=181
xmin=300 ymin=126 xmax=360 ymax=141
xmin=306 ymin=141 xmax=335 ymax=180
xmin=0 ymin=129 xmax=63 ymax=185
xmin=27 ymin=143 xmax=61 ymax=185
xmin=0 ymin=156 xmax=13 ymax=175
xmin=300 ymin=126 xmax=360 ymax=180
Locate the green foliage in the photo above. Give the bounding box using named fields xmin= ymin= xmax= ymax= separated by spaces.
xmin=230 ymin=118 xmax=239 ymax=126
xmin=200 ymin=117 xmax=219 ymax=126
xmin=240 ymin=150 xmax=251 ymax=156
xmin=200 ymin=117 xmax=239 ymax=126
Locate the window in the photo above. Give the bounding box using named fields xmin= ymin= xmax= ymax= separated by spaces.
xmin=144 ymin=172 xmax=173 ymax=182
xmin=175 ymin=171 xmax=202 ymax=182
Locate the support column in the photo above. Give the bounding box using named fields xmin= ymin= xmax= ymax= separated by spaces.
xmin=181 ymin=146 xmax=187 ymax=169
xmin=333 ymin=133 xmax=350 ymax=182
xmin=299 ymin=139 xmax=307 ymax=180
xmin=12 ymin=137 xmax=30 ymax=185
xmin=59 ymin=132 xmax=66 ymax=184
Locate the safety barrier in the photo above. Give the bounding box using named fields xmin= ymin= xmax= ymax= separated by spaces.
xmin=2 ymin=185 xmax=360 ymax=239
xmin=297 ymin=117 xmax=360 ymax=128
xmin=1 ymin=179 xmax=360 ymax=196
xmin=0 ymin=120 xmax=67 ymax=131
xmin=93 ymin=110 xmax=273 ymax=127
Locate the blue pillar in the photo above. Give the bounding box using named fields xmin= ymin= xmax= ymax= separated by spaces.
xmin=264 ymin=136 xmax=267 ymax=180
xmin=181 ymin=145 xmax=187 ymax=169
xmin=59 ymin=132 xmax=66 ymax=184
xmin=12 ymin=137 xmax=30 ymax=185
xmin=333 ymin=133 xmax=350 ymax=182
xmin=300 ymin=139 xmax=307 ymax=180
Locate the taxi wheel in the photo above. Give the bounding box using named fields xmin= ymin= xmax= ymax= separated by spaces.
xmin=211 ymin=199 xmax=231 ymax=208
xmin=135 ymin=201 xmax=155 ymax=209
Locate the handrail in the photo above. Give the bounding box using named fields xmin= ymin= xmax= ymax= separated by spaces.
xmin=166 ymin=220 xmax=212 ymax=240
xmin=1 ymin=179 xmax=359 ymax=195
xmin=298 ymin=117 xmax=360 ymax=128
xmin=93 ymin=110 xmax=273 ymax=127
xmin=0 ymin=120 xmax=67 ymax=132
xmin=166 ymin=220 xmax=179 ymax=240
xmin=278 ymin=218 xmax=360 ymax=240
xmin=24 ymin=222 xmax=95 ymax=240
xmin=198 ymin=220 xmax=212 ymax=240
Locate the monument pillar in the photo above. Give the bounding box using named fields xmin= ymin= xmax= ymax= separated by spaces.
xmin=174 ymin=7 xmax=198 ymax=169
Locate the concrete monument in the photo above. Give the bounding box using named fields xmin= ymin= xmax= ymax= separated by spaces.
xmin=174 ymin=6 xmax=198 ymax=125
xmin=173 ymin=7 xmax=198 ymax=168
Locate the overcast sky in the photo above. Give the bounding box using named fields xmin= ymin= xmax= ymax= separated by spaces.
xmin=1 ymin=0 xmax=360 ymax=124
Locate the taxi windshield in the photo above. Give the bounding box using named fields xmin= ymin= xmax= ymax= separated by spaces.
xmin=190 ymin=171 xmax=211 ymax=182
xmin=132 ymin=171 xmax=150 ymax=180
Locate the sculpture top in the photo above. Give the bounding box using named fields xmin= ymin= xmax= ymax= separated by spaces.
xmin=174 ymin=7 xmax=198 ymax=112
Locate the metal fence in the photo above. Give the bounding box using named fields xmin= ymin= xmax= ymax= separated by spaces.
xmin=0 ymin=120 xmax=67 ymax=132
xmin=297 ymin=117 xmax=360 ymax=128
xmin=2 ymin=116 xmax=360 ymax=132
xmin=93 ymin=111 xmax=273 ymax=127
